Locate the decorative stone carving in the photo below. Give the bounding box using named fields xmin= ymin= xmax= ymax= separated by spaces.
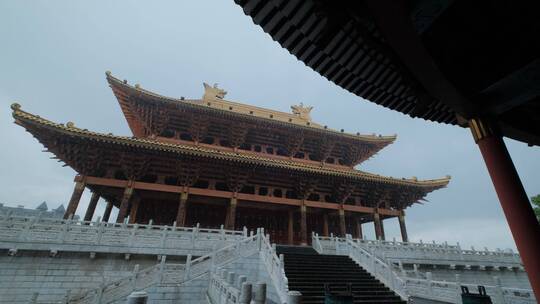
xmin=291 ymin=102 xmax=313 ymax=121
xmin=203 ymin=83 xmax=227 ymax=100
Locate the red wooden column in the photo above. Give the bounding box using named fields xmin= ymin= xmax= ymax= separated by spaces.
xmin=83 ymin=192 xmax=100 ymax=221
xmin=339 ymin=208 xmax=346 ymax=237
xmin=116 ymin=182 xmax=134 ymax=223
xmin=225 ymin=197 xmax=238 ymax=230
xmin=64 ymin=177 xmax=86 ymax=219
xmin=398 ymin=211 xmax=409 ymax=242
xmin=355 ymin=216 xmax=363 ymax=240
xmin=128 ymin=197 xmax=140 ymax=224
xmin=102 ymin=201 xmax=113 ymax=222
xmin=288 ymin=210 xmax=294 ymax=245
xmin=300 ymin=203 xmax=307 ymax=245
xmin=175 ymin=192 xmax=189 ymax=227
xmin=322 ymin=213 xmax=329 ymax=237
xmin=373 ymin=211 xmax=383 ymax=240
xmin=469 ymin=118 xmax=540 ymax=297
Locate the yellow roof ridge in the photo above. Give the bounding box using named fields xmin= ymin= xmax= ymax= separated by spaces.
xmin=11 ymin=103 xmax=450 ymax=188
xmin=105 ymin=71 xmax=398 ymax=143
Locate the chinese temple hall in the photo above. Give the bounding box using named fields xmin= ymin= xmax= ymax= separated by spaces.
xmin=11 ymin=72 xmax=450 ymax=245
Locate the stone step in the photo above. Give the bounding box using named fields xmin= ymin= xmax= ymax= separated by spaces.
xmin=283 ymin=253 xmax=405 ymax=304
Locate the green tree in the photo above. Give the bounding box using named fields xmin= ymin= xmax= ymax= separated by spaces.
xmin=532 ymin=195 xmax=540 ymax=222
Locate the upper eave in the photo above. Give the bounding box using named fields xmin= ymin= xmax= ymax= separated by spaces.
xmin=106 ymin=72 xmax=397 ymax=145
xmin=11 ymin=103 xmax=450 ymax=190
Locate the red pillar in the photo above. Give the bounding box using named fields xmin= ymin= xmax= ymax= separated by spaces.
xmin=175 ymin=192 xmax=189 ymax=227
xmin=322 ymin=213 xmax=329 ymax=237
xmin=83 ymin=192 xmax=100 ymax=222
xmin=116 ymin=186 xmax=134 ymax=223
xmin=300 ymin=204 xmax=307 ymax=245
xmin=102 ymin=201 xmax=113 ymax=222
xmin=470 ymin=118 xmax=540 ymax=298
xmin=339 ymin=208 xmax=346 ymax=237
xmin=225 ymin=197 xmax=237 ymax=230
xmin=64 ymin=178 xmax=86 ymax=219
xmin=373 ymin=211 xmax=383 ymax=240
xmin=355 ymin=216 xmax=363 ymax=240
xmin=288 ymin=210 xmax=294 ymax=245
xmin=398 ymin=212 xmax=409 ymax=243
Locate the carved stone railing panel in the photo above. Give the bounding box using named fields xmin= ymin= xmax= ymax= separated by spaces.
xmin=67 ymin=233 xmax=260 ymax=303
xmin=312 ymin=234 xmax=536 ymax=304
xmin=0 ymin=215 xmax=246 ymax=256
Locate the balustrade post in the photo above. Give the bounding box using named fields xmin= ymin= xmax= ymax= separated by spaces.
xmin=128 ymin=224 xmax=138 ymax=247
xmin=160 ymin=226 xmax=168 ymax=248
xmin=493 ymin=276 xmax=505 ymax=304
xmin=426 ymin=272 xmax=433 ymax=297
xmin=126 ymin=291 xmax=148 ymax=304
xmin=184 ymin=254 xmax=192 ymax=280
xmin=20 ymin=216 xmax=36 ymax=242
xmin=131 ymin=264 xmax=140 ymax=291
xmin=243 ymin=226 xmax=247 ymax=237
xmin=159 ymin=255 xmax=166 ymax=283
xmin=239 ymin=282 xmax=252 ymax=304
xmin=227 ymin=271 xmax=235 ymax=286
xmin=94 ymin=283 xmax=105 ymax=304
xmin=252 ymin=282 xmax=266 ymax=304
xmin=455 ymin=274 xmax=462 ymax=304
xmin=220 ymin=224 xmax=225 ymax=240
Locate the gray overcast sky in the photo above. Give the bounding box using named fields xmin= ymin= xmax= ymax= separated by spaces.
xmin=1 ymin=1 xmax=538 ymax=250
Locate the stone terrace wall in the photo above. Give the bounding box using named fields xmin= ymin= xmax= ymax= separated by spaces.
xmin=0 ymin=251 xmax=162 ymax=303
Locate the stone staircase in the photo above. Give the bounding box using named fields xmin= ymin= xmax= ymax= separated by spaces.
xmin=277 ymin=246 xmax=406 ymax=304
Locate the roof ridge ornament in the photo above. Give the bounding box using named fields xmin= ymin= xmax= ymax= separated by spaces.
xmin=291 ymin=102 xmax=313 ymax=121
xmin=203 ymin=82 xmax=227 ymax=100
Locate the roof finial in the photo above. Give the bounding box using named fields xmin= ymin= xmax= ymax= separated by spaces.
xmin=291 ymin=103 xmax=313 ymax=121
xmin=203 ymin=82 xmax=227 ymax=100
xmin=11 ymin=103 xmax=21 ymax=110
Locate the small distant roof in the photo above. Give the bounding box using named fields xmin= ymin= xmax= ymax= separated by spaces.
xmin=54 ymin=204 xmax=65 ymax=213
xmin=36 ymin=201 xmax=48 ymax=211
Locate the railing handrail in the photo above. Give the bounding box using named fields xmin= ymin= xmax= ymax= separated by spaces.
xmin=259 ymin=229 xmax=290 ymax=304
xmin=314 ymin=234 xmax=535 ymax=304
xmin=68 ymin=231 xmax=259 ymax=303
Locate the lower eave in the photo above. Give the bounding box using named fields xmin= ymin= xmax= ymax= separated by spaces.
xmin=11 ymin=103 xmax=450 ymax=190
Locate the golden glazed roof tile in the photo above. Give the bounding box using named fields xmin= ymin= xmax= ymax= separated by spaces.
xmin=11 ymin=103 xmax=450 ymax=189
xmin=106 ymin=72 xmax=397 ymax=144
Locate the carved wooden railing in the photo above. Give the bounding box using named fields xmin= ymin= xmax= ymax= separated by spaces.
xmin=68 ymin=234 xmax=260 ymax=303
xmin=313 ymin=234 xmax=536 ymax=304
xmin=0 ymin=213 xmax=247 ymax=256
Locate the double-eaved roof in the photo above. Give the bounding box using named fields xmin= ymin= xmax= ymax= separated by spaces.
xmin=11 ymin=103 xmax=450 ymax=190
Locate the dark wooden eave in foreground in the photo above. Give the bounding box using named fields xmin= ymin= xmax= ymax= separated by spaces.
xmin=234 ymin=0 xmax=540 ymax=146
xmin=11 ymin=104 xmax=449 ymax=211
xmin=106 ymin=72 xmax=396 ymax=167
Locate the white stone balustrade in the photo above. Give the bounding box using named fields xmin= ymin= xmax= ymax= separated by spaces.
xmin=259 ymin=228 xmax=291 ymax=304
xmin=0 ymin=214 xmax=247 ymax=257
xmin=68 ymin=232 xmax=260 ymax=303
xmin=207 ymin=269 xmax=259 ymax=304
xmin=312 ymin=234 xmax=536 ymax=304
xmin=316 ymin=235 xmax=522 ymax=268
